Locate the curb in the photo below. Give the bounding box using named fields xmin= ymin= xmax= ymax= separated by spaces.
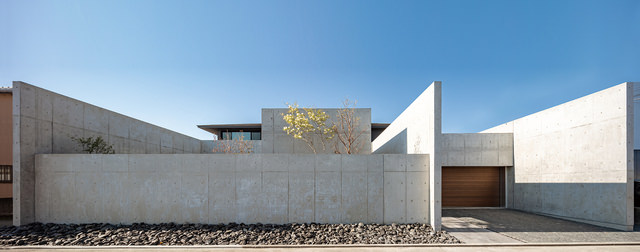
xmin=4 ymin=242 xmax=640 ymax=249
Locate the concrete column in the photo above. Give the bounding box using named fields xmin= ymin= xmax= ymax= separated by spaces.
xmin=429 ymin=81 xmax=442 ymax=231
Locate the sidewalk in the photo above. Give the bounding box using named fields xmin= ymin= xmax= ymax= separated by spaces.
xmin=4 ymin=244 xmax=640 ymax=251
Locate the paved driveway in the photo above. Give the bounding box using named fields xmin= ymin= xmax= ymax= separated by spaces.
xmin=442 ymin=209 xmax=640 ymax=243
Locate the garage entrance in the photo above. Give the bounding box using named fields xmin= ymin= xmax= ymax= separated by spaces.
xmin=442 ymin=167 xmax=504 ymax=207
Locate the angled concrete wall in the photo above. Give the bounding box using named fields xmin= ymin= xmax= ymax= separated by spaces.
xmin=371 ymin=81 xmax=442 ymax=230
xmin=441 ymin=133 xmax=513 ymax=167
xmin=34 ymin=154 xmax=430 ymax=225
xmin=261 ymin=108 xmax=372 ymax=154
xmin=483 ymin=82 xmax=635 ymax=230
xmin=12 ymin=81 xmax=203 ymax=226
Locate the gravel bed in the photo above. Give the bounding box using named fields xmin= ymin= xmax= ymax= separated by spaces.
xmin=0 ymin=222 xmax=460 ymax=246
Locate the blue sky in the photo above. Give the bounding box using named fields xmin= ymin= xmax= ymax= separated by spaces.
xmin=1 ymin=0 xmax=639 ymax=139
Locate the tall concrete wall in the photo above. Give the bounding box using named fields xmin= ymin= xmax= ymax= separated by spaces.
xmin=34 ymin=154 xmax=430 ymax=225
xmin=483 ymin=82 xmax=635 ymax=231
xmin=261 ymin=108 xmax=372 ymax=154
xmin=634 ymin=83 xmax=640 ymax=150
xmin=441 ymin=133 xmax=513 ymax=167
xmin=371 ymin=81 xmax=442 ymax=230
xmin=12 ymin=81 xmax=204 ymax=225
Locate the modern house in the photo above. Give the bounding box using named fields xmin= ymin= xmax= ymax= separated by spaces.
xmin=4 ymin=81 xmax=639 ymax=232
xmin=198 ymin=81 xmax=639 ymax=231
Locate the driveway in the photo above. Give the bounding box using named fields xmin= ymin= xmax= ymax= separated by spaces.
xmin=442 ymin=208 xmax=640 ymax=243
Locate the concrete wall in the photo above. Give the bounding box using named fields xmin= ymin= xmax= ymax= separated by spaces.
xmin=261 ymin=108 xmax=372 ymax=154
xmin=633 ymin=84 xmax=640 ymax=180
xmin=441 ymin=133 xmax=513 ymax=167
xmin=34 ymin=154 xmax=430 ymax=225
xmin=370 ymin=81 xmax=442 ymax=230
xmin=483 ymin=82 xmax=635 ymax=231
xmin=12 ymin=81 xmax=204 ymax=225
xmin=202 ymin=140 xmax=262 ymax=154
xmin=634 ymin=83 xmax=640 ymax=150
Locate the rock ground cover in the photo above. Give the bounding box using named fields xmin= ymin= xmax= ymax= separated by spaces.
xmin=0 ymin=222 xmax=460 ymax=246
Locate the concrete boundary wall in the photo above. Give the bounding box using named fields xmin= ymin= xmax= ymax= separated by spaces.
xmin=35 ymin=154 xmax=430 ymax=225
xmin=13 ymin=81 xmax=203 ymax=225
xmin=371 ymin=81 xmax=442 ymax=230
xmin=441 ymin=133 xmax=513 ymax=167
xmin=483 ymin=82 xmax=635 ymax=231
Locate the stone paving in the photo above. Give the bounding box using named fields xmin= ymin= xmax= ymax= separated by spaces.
xmin=443 ymin=208 xmax=640 ymax=243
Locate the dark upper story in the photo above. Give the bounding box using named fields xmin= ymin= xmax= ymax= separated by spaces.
xmin=197 ymin=123 xmax=390 ymax=141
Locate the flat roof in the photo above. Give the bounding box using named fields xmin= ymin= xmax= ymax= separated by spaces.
xmin=197 ymin=124 xmax=261 ymax=134
xmin=198 ymin=123 xmax=390 ymax=135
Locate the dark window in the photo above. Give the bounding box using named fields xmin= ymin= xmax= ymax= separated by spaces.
xmin=232 ymin=132 xmax=251 ymax=140
xmin=219 ymin=130 xmax=261 ymax=140
xmin=0 ymin=165 xmax=12 ymax=183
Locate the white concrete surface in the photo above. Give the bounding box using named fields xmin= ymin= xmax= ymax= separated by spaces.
xmin=261 ymin=108 xmax=372 ymax=154
xmin=12 ymin=81 xmax=205 ymax=226
xmin=483 ymin=82 xmax=636 ymax=231
xmin=371 ymin=81 xmax=442 ymax=231
xmin=441 ymin=133 xmax=513 ymax=167
xmin=442 ymin=216 xmax=523 ymax=244
xmin=35 ymin=154 xmax=430 ymax=225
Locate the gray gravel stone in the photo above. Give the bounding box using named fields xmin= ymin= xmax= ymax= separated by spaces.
xmin=0 ymin=222 xmax=460 ymax=246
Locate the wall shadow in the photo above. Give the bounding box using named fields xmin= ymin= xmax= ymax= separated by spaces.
xmin=373 ymin=128 xmax=407 ymax=154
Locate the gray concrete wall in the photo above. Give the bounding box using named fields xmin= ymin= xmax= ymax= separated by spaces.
xmin=441 ymin=133 xmax=513 ymax=167
xmin=12 ymin=81 xmax=203 ymax=225
xmin=633 ymin=83 xmax=640 ymax=150
xmin=34 ymin=154 xmax=430 ymax=225
xmin=202 ymin=140 xmax=262 ymax=153
xmin=370 ymin=81 xmax=442 ymax=230
xmin=261 ymin=108 xmax=372 ymax=154
xmin=483 ymin=82 xmax=635 ymax=231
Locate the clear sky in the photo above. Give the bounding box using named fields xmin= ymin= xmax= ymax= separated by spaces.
xmin=1 ymin=0 xmax=639 ymax=139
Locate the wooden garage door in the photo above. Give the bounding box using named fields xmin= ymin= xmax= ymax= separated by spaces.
xmin=442 ymin=167 xmax=504 ymax=207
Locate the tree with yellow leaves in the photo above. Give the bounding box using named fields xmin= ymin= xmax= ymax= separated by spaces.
xmin=281 ymin=103 xmax=335 ymax=154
